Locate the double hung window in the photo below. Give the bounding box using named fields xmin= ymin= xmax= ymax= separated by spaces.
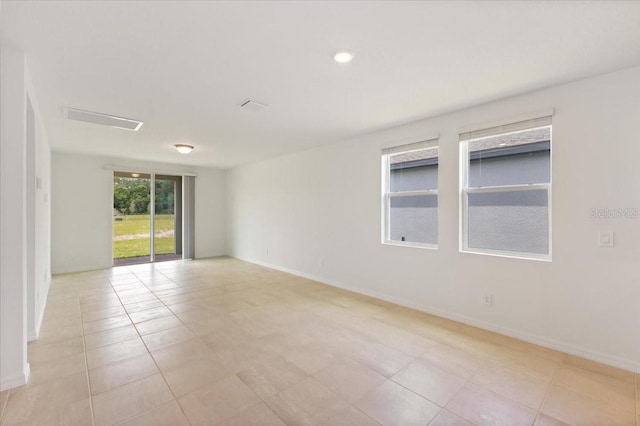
xmin=459 ymin=115 xmax=552 ymax=259
xmin=382 ymin=139 xmax=439 ymax=247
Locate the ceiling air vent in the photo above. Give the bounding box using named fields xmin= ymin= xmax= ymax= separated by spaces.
xmin=64 ymin=107 xmax=144 ymax=131
xmin=239 ymin=99 xmax=268 ymax=112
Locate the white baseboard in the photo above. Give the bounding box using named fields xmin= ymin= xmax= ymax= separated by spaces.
xmin=0 ymin=363 xmax=30 ymax=392
xmin=237 ymin=255 xmax=640 ymax=374
xmin=52 ymin=262 xmax=112 ymax=275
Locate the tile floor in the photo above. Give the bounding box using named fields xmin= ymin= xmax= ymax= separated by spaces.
xmin=0 ymin=257 xmax=637 ymax=426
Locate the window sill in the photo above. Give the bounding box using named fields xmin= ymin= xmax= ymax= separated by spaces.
xmin=383 ymin=241 xmax=438 ymax=250
xmin=460 ymin=247 xmax=551 ymax=262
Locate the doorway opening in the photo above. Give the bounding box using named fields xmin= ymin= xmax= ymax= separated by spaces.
xmin=113 ymin=171 xmax=183 ymax=266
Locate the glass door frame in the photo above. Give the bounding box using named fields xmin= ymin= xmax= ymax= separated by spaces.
xmin=112 ymin=169 xmax=187 ymax=265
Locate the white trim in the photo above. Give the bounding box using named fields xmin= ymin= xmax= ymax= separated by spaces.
xmin=103 ymin=164 xmax=197 ymax=177
xmin=150 ymin=174 xmax=155 ymax=262
xmin=381 ymin=141 xmax=439 ymax=247
xmin=382 ymin=240 xmax=438 ymax=250
xmin=380 ymin=156 xmax=389 ymax=244
xmin=0 ymin=363 xmax=30 ymax=392
xmin=233 ymin=255 xmax=640 ymax=374
xmin=459 ymin=123 xmax=552 ymax=260
xmin=457 ymin=108 xmax=554 ymax=135
xmin=32 ymin=284 xmax=48 ymax=340
xmin=388 ymin=189 xmax=438 ymax=197
xmin=380 ymin=132 xmax=439 ymax=151
xmin=460 ymin=186 xmax=551 ymax=261
xmin=459 ymin=139 xmax=468 ymax=252
xmin=53 ymin=263 xmax=112 ymax=275
xmin=465 ymin=183 xmax=550 ymax=193
xmin=460 ymin=247 xmax=551 ymax=262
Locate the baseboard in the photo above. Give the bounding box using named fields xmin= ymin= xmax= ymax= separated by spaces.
xmin=237 ymin=255 xmax=640 ymax=374
xmin=0 ymin=363 xmax=30 ymax=392
xmin=52 ymin=263 xmax=112 ymax=275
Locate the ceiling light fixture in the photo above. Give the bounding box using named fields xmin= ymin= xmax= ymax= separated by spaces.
xmin=174 ymin=144 xmax=194 ymax=154
xmin=333 ymin=50 xmax=354 ymax=64
xmin=131 ymin=173 xmax=140 ymax=178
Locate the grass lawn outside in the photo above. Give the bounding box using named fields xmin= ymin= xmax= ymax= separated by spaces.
xmin=113 ymin=214 xmax=175 ymax=259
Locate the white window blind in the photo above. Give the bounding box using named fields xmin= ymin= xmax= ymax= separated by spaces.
xmin=382 ymin=138 xmax=439 ymax=156
xmin=459 ymin=115 xmax=552 ymax=142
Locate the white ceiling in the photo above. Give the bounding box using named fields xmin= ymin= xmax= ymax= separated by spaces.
xmin=2 ymin=1 xmax=640 ymax=169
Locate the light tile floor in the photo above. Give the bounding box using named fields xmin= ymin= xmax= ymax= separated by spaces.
xmin=0 ymin=257 xmax=637 ymax=426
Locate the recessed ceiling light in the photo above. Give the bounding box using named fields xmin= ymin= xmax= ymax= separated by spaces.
xmin=175 ymin=144 xmax=194 ymax=154
xmin=333 ymin=50 xmax=354 ymax=64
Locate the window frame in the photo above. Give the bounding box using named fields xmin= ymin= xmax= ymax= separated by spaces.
xmin=459 ymin=120 xmax=552 ymax=261
xmin=381 ymin=139 xmax=439 ymax=249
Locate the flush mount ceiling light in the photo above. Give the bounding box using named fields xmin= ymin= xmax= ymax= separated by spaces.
xmin=174 ymin=144 xmax=194 ymax=154
xmin=130 ymin=173 xmax=140 ymax=178
xmin=63 ymin=107 xmax=143 ymax=131
xmin=333 ymin=50 xmax=354 ymax=64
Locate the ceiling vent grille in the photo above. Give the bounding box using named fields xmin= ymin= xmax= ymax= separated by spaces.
xmin=240 ymin=100 xmax=268 ymax=112
xmin=64 ymin=107 xmax=144 ymax=131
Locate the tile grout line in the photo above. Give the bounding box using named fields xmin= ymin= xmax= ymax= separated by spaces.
xmin=532 ymin=352 xmax=565 ymax=425
xmin=52 ymin=259 xmax=636 ymax=426
xmin=438 ymin=342 xmax=499 ymax=425
xmin=84 ymin=269 xmax=174 ymax=423
xmin=143 ymin=266 xmax=298 ymax=425
xmin=112 ymin=266 xmax=194 ymax=425
xmin=545 ymin=358 xmax=638 ymax=419
xmin=78 ymin=280 xmax=97 ymax=426
xmin=359 ymin=346 xmax=450 ymax=425
xmin=0 ymin=389 xmax=10 ymax=422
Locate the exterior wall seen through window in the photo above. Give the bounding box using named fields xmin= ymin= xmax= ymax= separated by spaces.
xmin=384 ymin=142 xmax=438 ymax=247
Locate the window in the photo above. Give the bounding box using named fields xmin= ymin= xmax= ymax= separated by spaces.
xmin=382 ymin=139 xmax=438 ymax=247
xmin=459 ymin=115 xmax=551 ymax=259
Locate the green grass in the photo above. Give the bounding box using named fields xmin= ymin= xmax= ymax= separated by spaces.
xmin=113 ymin=214 xmax=175 ymax=259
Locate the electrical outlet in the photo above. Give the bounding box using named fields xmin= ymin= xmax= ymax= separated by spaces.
xmin=482 ymin=293 xmax=493 ymax=306
xmin=598 ymin=231 xmax=614 ymax=248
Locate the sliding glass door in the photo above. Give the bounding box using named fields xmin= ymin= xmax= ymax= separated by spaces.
xmin=153 ymin=175 xmax=182 ymax=262
xmin=113 ymin=171 xmax=183 ymax=266
xmin=113 ymin=172 xmax=152 ymax=265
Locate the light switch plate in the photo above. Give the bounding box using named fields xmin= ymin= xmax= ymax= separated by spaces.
xmin=598 ymin=231 xmax=614 ymax=248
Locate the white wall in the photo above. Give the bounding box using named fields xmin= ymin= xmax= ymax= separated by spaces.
xmin=228 ymin=66 xmax=640 ymax=372
xmin=25 ymin=66 xmax=52 ymax=342
xmin=51 ymin=153 xmax=227 ymax=274
xmin=33 ymin=110 xmax=52 ymax=340
xmin=0 ymin=44 xmax=51 ymax=390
